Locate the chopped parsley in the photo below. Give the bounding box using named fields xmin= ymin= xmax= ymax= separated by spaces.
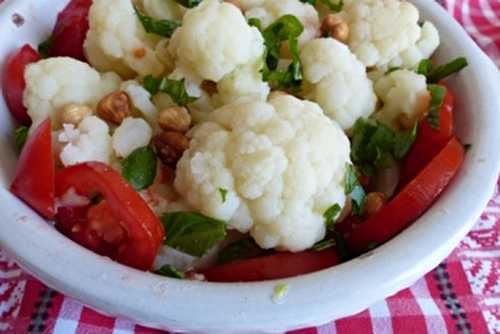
xmin=258 ymin=15 xmax=304 ymax=90
xmin=323 ymin=203 xmax=341 ymax=230
xmin=218 ymin=188 xmax=228 ymax=203
xmin=173 ymin=0 xmax=202 ymax=8
xmin=272 ymin=283 xmax=290 ymax=304
xmin=344 ymin=164 xmax=366 ymax=215
xmin=143 ymin=75 xmax=197 ymax=106
xmin=134 ymin=6 xmax=180 ymax=38
xmin=155 ymin=265 xmax=185 ymax=279
xmin=427 ymin=84 xmax=447 ymax=130
xmin=14 ymin=126 xmax=29 ymax=152
xmin=38 ymin=35 xmax=53 ymax=58
xmin=312 ymin=238 xmax=336 ymax=251
xmin=416 ymin=57 xmax=468 ymax=83
xmin=300 ymin=0 xmax=344 ymax=12
xmin=217 ymin=238 xmax=262 ymax=265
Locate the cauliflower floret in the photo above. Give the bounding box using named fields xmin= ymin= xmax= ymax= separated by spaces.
xmin=168 ymin=0 xmax=264 ymax=81
xmin=300 ymin=38 xmax=376 ymax=130
xmin=84 ymin=0 xmax=165 ymax=78
xmin=24 ymin=57 xmax=121 ymax=132
xmin=121 ymin=80 xmax=159 ymax=126
xmin=245 ymin=0 xmax=320 ymax=47
xmin=340 ymin=0 xmax=421 ymax=68
xmin=374 ymin=69 xmax=430 ymax=129
xmin=58 ymin=116 xmax=112 ymax=166
xmin=141 ymin=0 xmax=184 ymax=21
xmin=112 ymin=117 xmax=153 ymax=158
xmin=391 ymin=21 xmax=440 ymax=69
xmin=175 ymin=93 xmax=350 ymax=252
xmin=215 ymin=58 xmax=270 ymax=105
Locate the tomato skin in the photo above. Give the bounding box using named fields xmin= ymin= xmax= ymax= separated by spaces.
xmin=48 ymin=0 xmax=92 ymax=60
xmin=10 ymin=119 xmax=55 ymax=219
xmin=347 ymin=138 xmax=464 ymax=254
xmin=202 ymin=249 xmax=339 ymax=282
xmin=400 ymin=84 xmax=454 ymax=187
xmin=2 ymin=45 xmax=40 ymax=125
xmin=55 ymin=162 xmax=165 ymax=270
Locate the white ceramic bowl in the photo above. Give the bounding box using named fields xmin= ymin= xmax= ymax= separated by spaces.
xmin=0 ymin=1 xmax=499 ymax=333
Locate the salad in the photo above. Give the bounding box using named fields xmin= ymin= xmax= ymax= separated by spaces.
xmin=2 ymin=0 xmax=468 ymax=282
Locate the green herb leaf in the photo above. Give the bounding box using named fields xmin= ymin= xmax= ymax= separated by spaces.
xmin=155 ymin=265 xmax=185 ymax=279
xmin=38 ymin=35 xmax=53 ymax=58
xmin=416 ymin=59 xmax=433 ymax=76
xmin=217 ymin=238 xmax=262 ymax=265
xmin=15 ymin=126 xmax=29 ymax=152
xmin=427 ymin=57 xmax=468 ymax=83
xmin=300 ymin=0 xmax=344 ymax=12
xmin=344 ymin=164 xmax=366 ymax=215
xmin=142 ymin=75 xmax=197 ymax=106
xmin=173 ymin=0 xmax=202 ymax=8
xmin=161 ymin=212 xmax=227 ymax=257
xmin=393 ymin=123 xmax=418 ymax=160
xmin=248 ymin=17 xmax=262 ymax=30
xmin=350 ymin=118 xmax=417 ymax=176
xmin=312 ymin=238 xmax=336 ymax=251
xmin=272 ymin=283 xmax=290 ymax=303
xmin=261 ymin=15 xmax=304 ymax=90
xmin=427 ymin=84 xmax=447 ymax=130
xmin=218 ymin=188 xmax=228 ymax=203
xmin=323 ymin=204 xmax=341 ymax=230
xmin=134 ymin=6 xmax=180 ymax=38
xmin=121 ymin=147 xmax=157 ymax=191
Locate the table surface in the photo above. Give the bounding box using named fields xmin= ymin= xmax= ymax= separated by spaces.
xmin=0 ymin=0 xmax=499 ymax=333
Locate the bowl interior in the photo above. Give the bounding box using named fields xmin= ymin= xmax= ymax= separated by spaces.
xmin=0 ymin=0 xmax=499 ymax=333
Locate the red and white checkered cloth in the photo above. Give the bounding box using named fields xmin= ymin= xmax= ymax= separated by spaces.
xmin=1 ymin=1 xmax=499 ymax=333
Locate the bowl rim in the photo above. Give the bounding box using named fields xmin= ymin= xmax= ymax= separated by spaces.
xmin=0 ymin=0 xmax=499 ymax=332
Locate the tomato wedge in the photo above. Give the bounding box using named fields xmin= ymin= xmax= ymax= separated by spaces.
xmin=347 ymin=137 xmax=464 ymax=254
xmin=10 ymin=119 xmax=55 ymax=219
xmin=2 ymin=44 xmax=40 ymax=125
xmin=55 ymin=162 xmax=165 ymax=270
xmin=202 ymin=249 xmax=339 ymax=282
xmin=400 ymin=84 xmax=454 ymax=187
xmin=48 ymin=0 xmax=92 ymax=60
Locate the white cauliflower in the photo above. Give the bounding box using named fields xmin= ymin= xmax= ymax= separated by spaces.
xmin=141 ymin=0 xmax=184 ymax=21
xmin=58 ymin=116 xmax=112 ymax=166
xmin=175 ymin=93 xmax=350 ymax=252
xmin=245 ymin=0 xmax=320 ymax=47
xmin=300 ymin=38 xmax=376 ymax=130
xmin=168 ymin=0 xmax=264 ymax=81
xmin=215 ymin=58 xmax=270 ymax=105
xmin=121 ymin=80 xmax=159 ymax=126
xmin=23 ymin=57 xmax=121 ymax=132
xmin=340 ymin=0 xmax=421 ymax=68
xmin=84 ymin=0 xmax=165 ymax=78
xmin=391 ymin=21 xmax=441 ymax=69
xmin=112 ymin=117 xmax=153 ymax=158
xmin=226 ymin=0 xmax=266 ymax=11
xmin=374 ymin=69 xmax=430 ymax=129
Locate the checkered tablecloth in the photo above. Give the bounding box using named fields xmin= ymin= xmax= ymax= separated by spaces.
xmin=1 ymin=1 xmax=499 ymax=333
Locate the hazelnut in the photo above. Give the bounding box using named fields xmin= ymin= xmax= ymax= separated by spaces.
xmin=60 ymin=103 xmax=93 ymax=125
xmin=201 ymin=80 xmax=218 ymax=96
xmin=363 ymin=192 xmax=386 ymax=217
xmin=154 ymin=131 xmax=190 ymax=166
xmin=96 ymin=91 xmax=132 ymax=125
xmin=321 ymin=15 xmax=349 ymax=43
xmin=158 ymin=106 xmax=191 ymax=133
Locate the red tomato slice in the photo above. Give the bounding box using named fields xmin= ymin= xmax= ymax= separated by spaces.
xmin=399 ymin=84 xmax=454 ymax=187
xmin=55 ymin=162 xmax=165 ymax=270
xmin=10 ymin=119 xmax=55 ymax=219
xmin=48 ymin=0 xmax=92 ymax=60
xmin=347 ymin=137 xmax=465 ymax=254
xmin=1 ymin=45 xmax=40 ymax=125
xmin=202 ymin=249 xmax=339 ymax=282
